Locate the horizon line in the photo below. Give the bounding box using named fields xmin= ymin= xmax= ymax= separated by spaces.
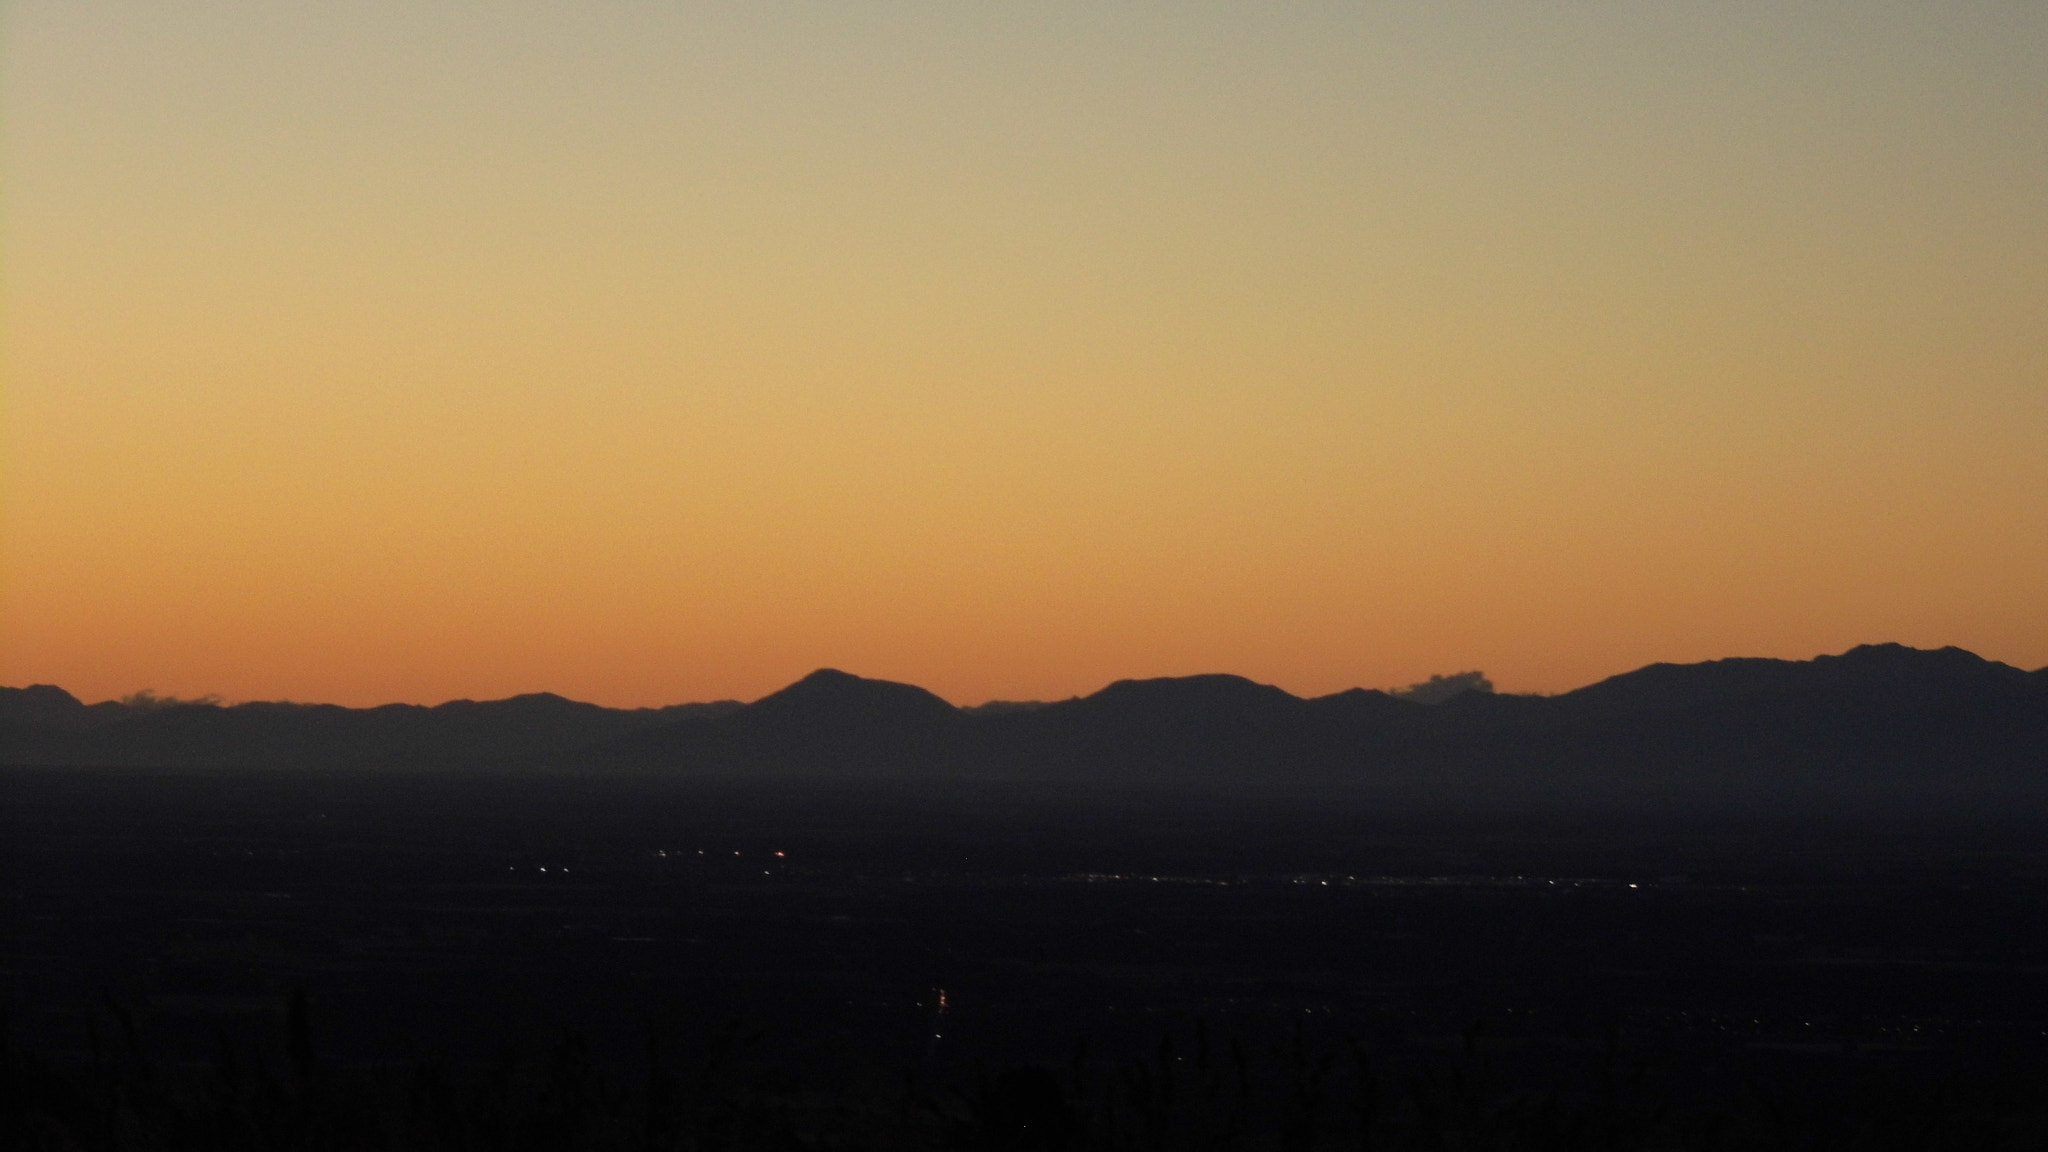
xmin=10 ymin=642 xmax=2036 ymax=715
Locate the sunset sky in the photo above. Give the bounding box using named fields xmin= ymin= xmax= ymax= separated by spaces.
xmin=4 ymin=3 xmax=2045 ymax=708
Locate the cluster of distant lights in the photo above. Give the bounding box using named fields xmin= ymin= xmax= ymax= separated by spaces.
xmin=501 ymin=860 xmax=1707 ymax=894
xmin=1069 ymin=873 xmax=1656 ymax=889
xmin=497 ymin=861 xmax=1706 ymax=896
xmin=502 ymin=865 xmax=1671 ymax=888
xmin=662 ymin=848 xmax=786 ymax=876
xmin=510 ymin=849 xmax=790 ymax=874
xmin=1071 ymin=874 xmax=1232 ymax=886
xmin=1288 ymin=874 xmax=1652 ymax=889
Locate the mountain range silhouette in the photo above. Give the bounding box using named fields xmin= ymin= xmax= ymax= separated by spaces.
xmin=5 ymin=645 xmax=2046 ymax=807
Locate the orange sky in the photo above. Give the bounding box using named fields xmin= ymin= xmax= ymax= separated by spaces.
xmin=5 ymin=3 xmax=2046 ymax=707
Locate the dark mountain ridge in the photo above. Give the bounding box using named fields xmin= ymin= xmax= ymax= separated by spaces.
xmin=593 ymin=669 xmax=958 ymax=775
xmin=0 ymin=687 xmax=739 ymax=770
xmin=6 ymin=645 xmax=2046 ymax=805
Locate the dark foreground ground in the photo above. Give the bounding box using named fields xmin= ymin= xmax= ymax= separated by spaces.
xmin=5 ymin=767 xmax=2048 ymax=1148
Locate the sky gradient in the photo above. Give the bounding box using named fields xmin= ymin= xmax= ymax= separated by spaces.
xmin=5 ymin=2 xmax=2046 ymax=707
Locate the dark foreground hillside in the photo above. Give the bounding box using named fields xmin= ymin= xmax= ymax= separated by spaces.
xmin=6 ymin=769 xmax=2048 ymax=1148
xmin=7 ymin=645 xmax=2048 ymax=1146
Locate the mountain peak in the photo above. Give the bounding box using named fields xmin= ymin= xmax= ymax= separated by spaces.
xmin=1081 ymin=674 xmax=1301 ymax=717
xmin=1832 ymin=642 xmax=1960 ymax=663
xmin=1814 ymin=643 xmax=2035 ymax=685
xmin=741 ymin=669 xmax=957 ymax=726
xmin=789 ymin=668 xmax=866 ymax=690
xmin=0 ymin=684 xmax=88 ymax=727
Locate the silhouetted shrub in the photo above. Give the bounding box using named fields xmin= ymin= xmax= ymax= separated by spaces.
xmin=6 ymin=1001 xmax=2048 ymax=1151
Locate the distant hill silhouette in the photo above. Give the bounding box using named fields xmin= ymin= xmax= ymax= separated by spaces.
xmin=6 ymin=645 xmax=2046 ymax=807
xmin=591 ymin=669 xmax=957 ymax=775
xmin=0 ymin=686 xmax=739 ymax=770
xmin=0 ymin=684 xmax=138 ymax=731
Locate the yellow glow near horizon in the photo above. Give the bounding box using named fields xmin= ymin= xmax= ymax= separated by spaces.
xmin=5 ymin=3 xmax=2046 ymax=707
